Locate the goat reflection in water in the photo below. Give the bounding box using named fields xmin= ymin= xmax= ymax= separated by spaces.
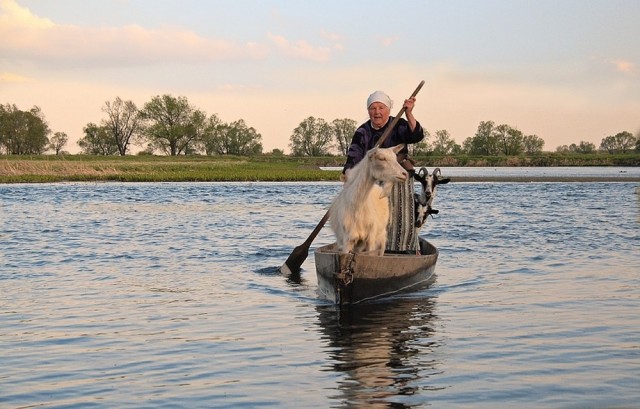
xmin=315 ymin=296 xmax=440 ymax=407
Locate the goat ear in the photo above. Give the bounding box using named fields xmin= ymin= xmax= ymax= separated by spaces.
xmin=438 ymin=177 xmax=451 ymax=185
xmin=392 ymin=144 xmax=405 ymax=154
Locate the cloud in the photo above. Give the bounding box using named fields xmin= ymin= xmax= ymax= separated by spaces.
xmin=0 ymin=71 xmax=29 ymax=82
xmin=267 ymin=32 xmax=332 ymax=62
xmin=319 ymin=29 xmax=345 ymax=52
xmin=378 ymin=36 xmax=400 ymax=47
xmin=609 ymin=59 xmax=636 ymax=75
xmin=319 ymin=29 xmax=343 ymax=43
xmin=0 ymin=0 xmax=268 ymax=67
xmin=0 ymin=0 xmax=53 ymax=28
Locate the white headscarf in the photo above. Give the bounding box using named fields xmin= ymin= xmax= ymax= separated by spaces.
xmin=367 ymin=91 xmax=393 ymax=109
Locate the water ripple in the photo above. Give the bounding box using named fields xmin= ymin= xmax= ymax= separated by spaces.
xmin=1 ymin=181 xmax=638 ymax=408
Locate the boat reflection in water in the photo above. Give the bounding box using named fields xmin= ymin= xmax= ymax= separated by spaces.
xmin=316 ymin=295 xmax=441 ymax=407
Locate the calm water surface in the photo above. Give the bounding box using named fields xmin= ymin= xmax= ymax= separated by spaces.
xmin=1 ymin=178 xmax=639 ymax=408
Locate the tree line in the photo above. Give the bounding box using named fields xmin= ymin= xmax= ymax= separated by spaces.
xmin=79 ymin=95 xmax=263 ymax=156
xmin=1 ymin=98 xmax=639 ymax=156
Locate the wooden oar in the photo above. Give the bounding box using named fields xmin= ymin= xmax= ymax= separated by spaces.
xmin=280 ymin=80 xmax=426 ymax=276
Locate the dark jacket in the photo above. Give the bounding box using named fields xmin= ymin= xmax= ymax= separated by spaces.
xmin=342 ymin=117 xmax=424 ymax=173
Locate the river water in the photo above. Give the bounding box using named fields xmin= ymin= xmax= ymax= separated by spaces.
xmin=1 ymin=175 xmax=639 ymax=408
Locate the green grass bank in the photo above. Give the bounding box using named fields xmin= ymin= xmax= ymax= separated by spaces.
xmin=1 ymin=153 xmax=639 ymax=183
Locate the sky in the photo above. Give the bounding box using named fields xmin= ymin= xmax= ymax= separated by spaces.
xmin=1 ymin=0 xmax=639 ymax=154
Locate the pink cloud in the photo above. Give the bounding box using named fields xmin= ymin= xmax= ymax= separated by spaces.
xmin=379 ymin=36 xmax=400 ymax=47
xmin=267 ymin=32 xmax=332 ymax=62
xmin=0 ymin=71 xmax=30 ymax=82
xmin=0 ymin=0 xmax=268 ymax=66
xmin=610 ymin=59 xmax=636 ymax=74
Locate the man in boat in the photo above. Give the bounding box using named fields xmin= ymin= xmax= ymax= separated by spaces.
xmin=342 ymin=90 xmax=425 ymax=254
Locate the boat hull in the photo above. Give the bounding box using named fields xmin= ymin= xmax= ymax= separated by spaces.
xmin=314 ymin=238 xmax=438 ymax=304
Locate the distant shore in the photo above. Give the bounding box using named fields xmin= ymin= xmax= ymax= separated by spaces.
xmin=446 ymin=176 xmax=640 ymax=182
xmin=1 ymin=155 xmax=639 ymax=184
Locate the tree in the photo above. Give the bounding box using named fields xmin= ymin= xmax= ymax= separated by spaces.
xmin=599 ymin=135 xmax=616 ymax=153
xmin=199 ymin=114 xmax=225 ymax=155
xmin=556 ymin=142 xmax=593 ymax=154
xmin=289 ymin=116 xmax=333 ymax=156
xmin=463 ymin=121 xmax=541 ymax=155
xmin=78 ymin=123 xmax=119 ymax=155
xmin=102 ymin=97 xmax=142 ymax=156
xmin=522 ymin=134 xmax=545 ymax=154
xmin=181 ymin=109 xmax=209 ymax=155
xmin=572 ymin=141 xmax=596 ymax=154
xmin=49 ymin=132 xmax=68 ymax=155
xmin=206 ymin=119 xmax=263 ymax=155
xmin=599 ymin=131 xmax=636 ymax=154
xmin=410 ymin=130 xmax=431 ymax=155
xmin=432 ymin=130 xmax=458 ymax=155
xmin=231 ymin=119 xmax=263 ymax=155
xmin=139 ymin=94 xmax=199 ymax=156
xmin=331 ymin=118 xmax=357 ymax=156
xmin=0 ymin=104 xmax=50 ymax=154
xmin=495 ymin=124 xmax=524 ymax=155
xmin=463 ymin=120 xmax=500 ymax=155
xmin=139 ymin=144 xmax=156 ymax=155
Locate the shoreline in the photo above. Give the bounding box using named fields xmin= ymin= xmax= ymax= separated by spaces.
xmin=1 ymin=176 xmax=639 ymax=184
xmin=448 ymin=176 xmax=640 ymax=182
xmin=1 ymin=155 xmax=639 ymax=184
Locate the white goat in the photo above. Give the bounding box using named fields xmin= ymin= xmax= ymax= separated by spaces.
xmin=330 ymin=144 xmax=408 ymax=256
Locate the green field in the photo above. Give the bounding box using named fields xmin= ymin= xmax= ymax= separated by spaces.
xmin=1 ymin=153 xmax=639 ymax=183
xmin=0 ymin=155 xmax=345 ymax=183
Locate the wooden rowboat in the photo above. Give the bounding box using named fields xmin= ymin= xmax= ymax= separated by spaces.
xmin=314 ymin=238 xmax=438 ymax=304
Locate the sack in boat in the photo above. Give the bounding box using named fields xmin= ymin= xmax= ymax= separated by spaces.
xmin=386 ymin=176 xmax=419 ymax=254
